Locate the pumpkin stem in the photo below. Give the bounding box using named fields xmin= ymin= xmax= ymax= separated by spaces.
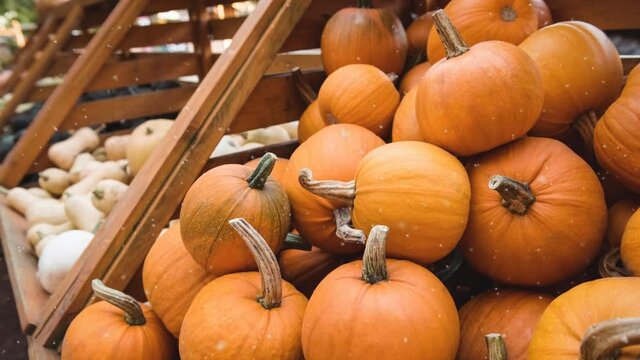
xmin=91 ymin=279 xmax=146 ymax=326
xmin=500 ymin=6 xmax=517 ymax=22
xmin=247 ymin=152 xmax=277 ymax=189
xmin=145 ymin=126 xmax=154 ymax=135
xmin=362 ymin=225 xmax=389 ymax=284
xmin=356 ymin=0 xmax=373 ymax=8
xmin=92 ymin=188 xmax=104 ymax=200
xmin=486 ymin=333 xmax=508 ymax=360
xmin=598 ymin=247 xmax=631 ymax=278
xmin=298 ymin=168 xmax=356 ymax=205
xmin=334 ymin=207 xmax=366 ymax=243
xmin=489 ymin=175 xmax=536 ymax=215
xmin=229 ymin=218 xmax=282 ymax=309
xmin=283 ymin=232 xmax=312 ymax=251
xmin=574 ymin=110 xmax=598 ymax=164
xmin=291 ymin=67 xmax=317 ymax=105
xmin=386 ymin=72 xmax=399 ymax=84
xmin=580 ymin=318 xmax=640 ymax=360
xmin=432 ymin=10 xmax=470 ymax=59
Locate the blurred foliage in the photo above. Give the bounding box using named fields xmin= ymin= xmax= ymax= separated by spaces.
xmin=1 ymin=0 xmax=37 ymax=24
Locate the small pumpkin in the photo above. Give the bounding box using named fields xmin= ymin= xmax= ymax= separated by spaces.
xmin=457 ymin=290 xmax=553 ymax=360
xmin=300 ymin=141 xmax=470 ymax=265
xmin=179 ymin=218 xmax=308 ymax=359
xmin=621 ymin=208 xmax=640 ymax=275
xmin=244 ymin=157 xmax=289 ymax=185
xmin=531 ymin=0 xmax=552 ymax=28
xmin=298 ymin=101 xmax=325 ymax=143
xmin=461 ymin=137 xmax=606 ymax=286
xmin=320 ymin=0 xmax=408 ymax=75
xmin=427 ymin=0 xmax=538 ymax=63
xmin=126 ymin=119 xmax=174 ymax=176
xmin=181 ymin=153 xmax=291 ymax=276
xmin=301 ymin=225 xmax=459 ymax=359
xmin=608 ymin=198 xmax=640 ymax=247
xmin=142 ymin=222 xmax=216 ymax=338
xmin=417 ymin=10 xmax=544 ymax=156
xmin=406 ymin=11 xmax=435 ymax=56
xmin=317 ymin=64 xmax=399 ymax=138
xmin=278 ymin=245 xmax=344 ymax=298
xmin=392 ymin=88 xmax=423 ymax=142
xmin=61 ymin=280 xmax=176 ymax=359
xmin=399 ymin=61 xmax=431 ymax=95
xmin=519 ymin=21 xmax=623 ymax=137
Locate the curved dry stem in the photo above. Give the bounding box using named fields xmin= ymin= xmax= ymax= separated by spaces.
xmin=432 ymin=10 xmax=469 ymax=59
xmin=486 ymin=333 xmax=508 ymax=360
xmin=247 ymin=152 xmax=277 ymax=189
xmin=598 ymin=247 xmax=631 ymax=278
xmin=580 ymin=318 xmax=640 ymax=360
xmin=574 ymin=110 xmax=598 ymax=164
xmin=298 ymin=168 xmax=356 ymax=205
xmin=229 ymin=218 xmax=282 ymax=309
xmin=91 ymin=279 xmax=145 ymax=326
xmin=489 ymin=175 xmax=536 ymax=215
xmin=386 ymin=72 xmax=399 ymax=84
xmin=291 ymin=67 xmax=317 ymax=105
xmin=334 ymin=207 xmax=365 ymax=244
xmin=362 ymin=225 xmax=389 ymax=284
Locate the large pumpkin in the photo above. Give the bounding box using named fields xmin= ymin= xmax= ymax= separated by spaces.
xmin=399 ymin=61 xmax=431 ymax=95
xmin=283 ymin=124 xmax=384 ymax=255
xmin=244 ymin=157 xmax=289 ymax=186
xmin=461 ymin=137 xmax=606 ymax=286
xmin=458 ymin=290 xmax=553 ymax=360
xmin=180 ymin=153 xmax=291 ymax=276
xmin=278 ymin=246 xmax=344 ymax=298
xmin=142 ymin=222 xmax=215 ymax=337
xmin=520 ymin=21 xmax=623 ymax=137
xmin=392 ymin=88 xmax=423 ymax=142
xmin=621 ymin=208 xmax=640 ymax=275
xmin=417 ymin=11 xmax=544 ymax=156
xmin=300 ymin=141 xmax=470 ymax=265
xmin=179 ymin=219 xmax=308 ymax=359
xmin=126 ymin=119 xmax=174 ymax=176
xmin=528 ymin=277 xmax=640 ymax=359
xmin=62 ymin=280 xmax=176 ymax=359
xmin=320 ymin=0 xmax=408 ymax=75
xmin=608 ymin=198 xmax=640 ymax=247
xmin=427 ymin=0 xmax=538 ymax=63
xmin=301 ymin=226 xmax=459 ymax=359
xmin=594 ymin=64 xmax=640 ymax=193
xmin=317 ymin=64 xmax=399 ymax=138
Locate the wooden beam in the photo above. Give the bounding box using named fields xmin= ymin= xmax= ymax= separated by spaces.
xmin=190 ymin=0 xmax=214 ymax=76
xmin=66 ymin=22 xmax=194 ymax=51
xmin=546 ymin=0 xmax=640 ymax=30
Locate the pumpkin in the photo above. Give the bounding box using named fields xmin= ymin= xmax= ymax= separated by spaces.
xmin=142 ymin=222 xmax=216 ymax=338
xmin=531 ymin=0 xmax=552 ymax=28
xmin=181 ymin=153 xmax=290 ymax=276
xmin=457 ymin=290 xmax=553 ymax=360
xmin=607 ymin=198 xmax=640 ymax=247
xmin=416 ymin=11 xmax=544 ymax=156
xmin=278 ymin=246 xmax=344 ymax=298
xmin=301 ymin=225 xmax=459 ymax=359
xmin=528 ymin=277 xmax=640 ymax=359
xmin=391 ymin=88 xmax=423 ymax=142
xmin=299 ymin=141 xmax=470 ymax=265
xmin=61 ymin=279 xmax=176 ymax=359
xmin=461 ymin=137 xmax=606 ymax=286
xmin=406 ymin=11 xmax=435 ymax=56
xmin=426 ymin=0 xmax=538 ymax=63
xmin=317 ymin=64 xmax=399 ymax=138
xmin=594 ymin=64 xmax=640 ymax=193
xmin=399 ymin=61 xmax=431 ymax=95
xmin=519 ymin=21 xmax=623 ymax=137
xmin=298 ymin=101 xmax=325 ymax=143
xmin=244 ymin=157 xmax=289 ymax=185
xmin=621 ymin=208 xmax=640 ymax=275
xmin=126 ymin=119 xmax=174 ymax=176
xmin=320 ymin=0 xmax=408 ymax=75
xmin=179 ymin=218 xmax=308 ymax=359
xmin=283 ymin=124 xmax=384 ymax=254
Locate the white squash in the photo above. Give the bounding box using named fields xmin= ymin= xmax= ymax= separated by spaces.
xmin=4 ymin=187 xmax=50 ymax=215
xmin=279 ymin=121 xmax=299 ymax=139
xmin=104 ymin=134 xmax=130 ymax=161
xmin=27 ymin=221 xmax=74 ymax=247
xmin=91 ymin=179 xmax=128 ymax=214
xmin=25 ymin=199 xmax=67 ymax=226
xmin=244 ymin=126 xmax=290 ymax=145
xmin=34 ymin=234 xmax=55 ymax=258
xmin=240 ymin=142 xmax=264 ymax=150
xmin=77 ymin=160 xmax=106 ymax=180
xmin=27 ymin=187 xmax=53 ymax=199
xmin=37 ymin=230 xmax=93 ymax=293
xmin=64 ymin=161 xmax=129 ymax=199
xmin=68 ymin=153 xmax=96 ymax=182
xmin=210 ymin=135 xmax=241 ymax=158
xmin=38 ymin=168 xmax=73 ymax=195
xmin=48 ymin=127 xmax=100 ymax=170
xmin=64 ymin=194 xmax=105 ymax=232
xmin=126 ymin=119 xmax=174 ymax=176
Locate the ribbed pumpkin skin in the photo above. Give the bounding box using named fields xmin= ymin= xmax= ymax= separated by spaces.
xmin=427 ymin=0 xmax=538 ymax=62
xmin=297 ymin=101 xmax=325 ymax=143
xmin=531 ymin=0 xmax=552 ymax=27
xmin=321 ymin=7 xmax=407 ymax=75
xmin=462 ymin=137 xmax=606 ymax=286
xmin=416 ymin=41 xmax=544 ymax=156
xmin=283 ymin=124 xmax=384 ymax=254
xmin=352 ymin=142 xmax=470 ymax=265
xmin=179 ymin=273 xmax=308 ymax=360
xmin=607 ymin=198 xmax=640 ymax=247
xmin=62 ymin=301 xmax=176 ymax=360
xmin=457 ymin=290 xmax=552 ymax=360
xmin=244 ymin=158 xmax=289 ymax=186
xmin=520 ymin=21 xmax=623 ymax=137
xmin=278 ymin=246 xmax=344 ymax=298
xmin=302 ymin=259 xmax=459 ymax=360
xmin=406 ymin=11 xmax=434 ymax=55
xmin=528 ymin=278 xmax=640 ymax=359
xmin=594 ymin=65 xmax=640 ymax=193
xmin=180 ymin=165 xmax=290 ymax=276
xmin=142 ymin=223 xmax=216 ymax=338
xmin=399 ymin=61 xmax=431 ymax=95
xmin=392 ymin=88 xmax=423 ymax=142
xmin=621 ymin=208 xmax=640 ymax=275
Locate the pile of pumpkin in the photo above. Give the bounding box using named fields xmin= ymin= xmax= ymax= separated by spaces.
xmin=58 ymin=0 xmax=640 ymax=359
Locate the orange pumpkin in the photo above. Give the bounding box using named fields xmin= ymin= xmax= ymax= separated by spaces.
xmin=391 ymin=88 xmax=423 ymax=142
xmin=621 ymin=208 xmax=640 ymax=275
xmin=458 ymin=290 xmax=552 ymax=360
xmin=607 ymin=198 xmax=640 ymax=247
xmin=300 ymin=141 xmax=470 ymax=265
xmin=427 ymin=0 xmax=538 ymax=63
xmin=244 ymin=157 xmax=289 ymax=185
xmin=179 ymin=219 xmax=308 ymax=359
xmin=520 ymin=21 xmax=623 ymax=137
xmin=528 ymin=277 xmax=640 ymax=359
xmin=462 ymin=137 xmax=606 ymax=286
xmin=406 ymin=11 xmax=435 ymax=56
xmin=298 ymin=101 xmax=325 ymax=143
xmin=317 ymin=64 xmax=399 ymax=138
xmin=62 ymin=280 xmax=176 ymax=359
xmin=142 ymin=222 xmax=215 ymax=338
xmin=399 ymin=61 xmax=431 ymax=95
xmin=278 ymin=246 xmax=344 ymax=298
xmin=180 ymin=153 xmax=291 ymax=276
xmin=283 ymin=124 xmax=384 ymax=255
xmin=416 ymin=11 xmax=544 ymax=156
xmin=301 ymin=226 xmax=459 ymax=359
xmin=531 ymin=0 xmax=552 ymax=28
xmin=320 ymin=0 xmax=408 ymax=75
xmin=594 ymin=64 xmax=640 ymax=193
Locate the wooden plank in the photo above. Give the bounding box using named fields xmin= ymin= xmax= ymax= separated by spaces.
xmin=66 ymin=22 xmax=194 ymax=51
xmin=265 ymin=52 xmax=322 ymax=75
xmin=0 ymin=0 xmax=151 ymax=188
xmin=210 ymin=17 xmax=245 ymax=39
xmin=33 ymin=0 xmax=310 ymax=347
xmin=0 ymin=201 xmax=50 ymax=335
xmin=622 ymin=55 xmax=640 ymax=75
xmin=546 ymin=0 xmax=640 ymax=30
xmin=190 ymin=0 xmax=215 ymax=75
xmin=203 ymin=140 xmax=298 ymax=172
xmin=27 ymin=336 xmax=59 ymax=360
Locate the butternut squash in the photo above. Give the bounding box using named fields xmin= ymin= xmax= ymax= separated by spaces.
xmin=34 ymin=234 xmax=55 ymax=258
xmin=92 ymin=146 xmax=107 ymax=162
xmin=3 ymin=187 xmax=51 ymax=215
xmin=69 ymin=153 xmax=97 ymax=182
xmin=244 ymin=126 xmax=291 ymax=145
xmin=104 ymin=134 xmax=130 ymax=161
xmin=91 ymin=179 xmax=128 ymax=214
xmin=48 ymin=127 xmax=100 ymax=170
xmin=38 ymin=168 xmax=73 ymax=195
xmin=64 ymin=161 xmax=129 ymax=199
xmin=126 ymin=119 xmax=174 ymax=176
xmin=279 ymin=121 xmax=299 ymax=139
xmin=25 ymin=199 xmax=67 ymax=226
xmin=78 ymin=160 xmax=107 ymax=180
xmin=239 ymin=142 xmax=263 ymax=151
xmin=27 ymin=188 xmax=52 ymax=199
xmin=27 ymin=221 xmax=74 ymax=247
xmin=64 ymin=194 xmax=105 ymax=232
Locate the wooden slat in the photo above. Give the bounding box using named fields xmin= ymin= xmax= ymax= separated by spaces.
xmin=191 ymin=0 xmax=215 ymax=75
xmin=27 ymin=336 xmax=59 ymax=360
xmin=265 ymin=53 xmax=322 ymax=75
xmin=203 ymin=140 xmax=298 ymax=172
xmin=66 ymin=22 xmax=194 ymax=50
xmin=622 ymin=55 xmax=640 ymax=74
xmin=210 ymin=17 xmax=245 ymax=39
xmin=546 ymin=0 xmax=640 ymax=30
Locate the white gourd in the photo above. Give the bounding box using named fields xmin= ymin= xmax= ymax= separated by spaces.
xmin=25 ymin=199 xmax=67 ymax=226
xmin=64 ymin=161 xmax=130 ymax=199
xmin=37 ymin=230 xmax=93 ymax=293
xmin=5 ymin=187 xmax=50 ymax=215
xmin=27 ymin=221 xmax=74 ymax=247
xmin=34 ymin=235 xmax=55 ymax=258
xmin=38 ymin=168 xmax=73 ymax=195
xmin=68 ymin=153 xmax=96 ymax=183
xmin=279 ymin=121 xmax=299 ymax=139
xmin=64 ymin=194 xmax=105 ymax=232
xmin=245 ymin=126 xmax=291 ymax=145
xmin=91 ymin=179 xmax=128 ymax=214
xmin=48 ymin=127 xmax=100 ymax=170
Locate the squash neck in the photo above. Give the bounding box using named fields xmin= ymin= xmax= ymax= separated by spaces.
xmin=489 ymin=175 xmax=535 ymax=215
xmin=91 ymin=279 xmax=146 ymax=326
xmin=432 ymin=10 xmax=469 ymax=59
xmin=580 ymin=318 xmax=640 ymax=359
xmin=486 ymin=333 xmax=508 ymax=360
xmin=247 ymin=152 xmax=277 ymax=189
xmin=500 ymin=6 xmax=517 ymax=22
xmin=362 ymin=225 xmax=389 ymax=284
